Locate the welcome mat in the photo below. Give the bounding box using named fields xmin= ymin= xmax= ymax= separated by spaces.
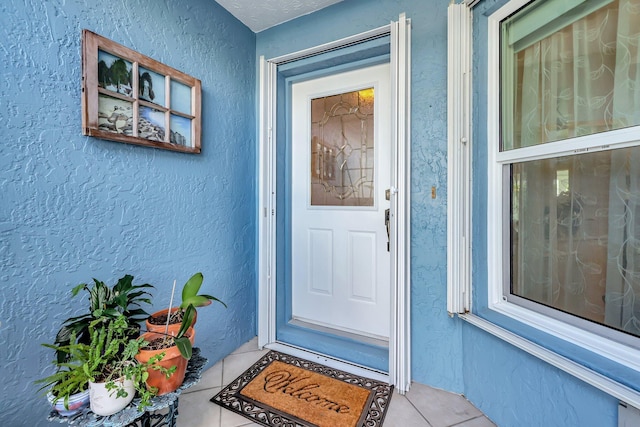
xmin=211 ymin=350 xmax=393 ymax=427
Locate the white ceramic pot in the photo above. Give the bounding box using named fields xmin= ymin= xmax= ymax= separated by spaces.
xmin=48 ymin=389 xmax=90 ymax=416
xmin=89 ymin=377 xmax=135 ymax=416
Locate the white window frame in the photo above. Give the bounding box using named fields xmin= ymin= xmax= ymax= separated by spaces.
xmin=486 ymin=0 xmax=640 ymax=373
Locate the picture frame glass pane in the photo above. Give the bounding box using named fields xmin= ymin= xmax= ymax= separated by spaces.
xmin=98 ymin=95 xmax=133 ymax=135
xmin=98 ymin=50 xmax=133 ymax=97
xmin=170 ymin=114 xmax=192 ymax=147
xmin=170 ymin=80 xmax=191 ymax=115
xmin=138 ymin=67 xmax=165 ymax=106
xmin=138 ymin=106 xmax=166 ymax=142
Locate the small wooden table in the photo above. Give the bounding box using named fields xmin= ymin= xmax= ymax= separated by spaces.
xmin=47 ymin=348 xmax=207 ymax=427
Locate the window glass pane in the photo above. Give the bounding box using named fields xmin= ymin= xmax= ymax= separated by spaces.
xmin=501 ymin=0 xmax=640 ymax=150
xmin=98 ymin=50 xmax=133 ymax=97
xmin=310 ymin=88 xmax=375 ymax=207
xmin=170 ymin=114 xmax=191 ymax=147
xmin=138 ymin=67 xmax=165 ymax=106
xmin=170 ymin=80 xmax=192 ymax=115
xmin=511 ymin=146 xmax=640 ymax=338
xmin=138 ymin=106 xmax=166 ymax=142
xmin=98 ymin=95 xmax=133 ymax=135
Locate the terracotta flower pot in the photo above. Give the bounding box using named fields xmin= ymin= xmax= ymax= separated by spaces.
xmin=145 ymin=307 xmax=197 ymax=337
xmin=135 ymin=327 xmax=195 ymax=395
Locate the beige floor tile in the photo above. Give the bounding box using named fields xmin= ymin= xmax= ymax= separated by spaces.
xmin=185 ymin=359 xmax=223 ymax=393
xmin=221 ymin=350 xmax=268 ymax=386
xmin=406 ymin=382 xmax=482 ymax=427
xmin=177 ymin=388 xmax=221 ymax=427
xmin=383 ymin=391 xmax=431 ymax=427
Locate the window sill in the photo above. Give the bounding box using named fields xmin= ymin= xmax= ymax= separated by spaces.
xmin=459 ymin=312 xmax=640 ymax=408
xmin=488 ymin=299 xmax=640 ymax=373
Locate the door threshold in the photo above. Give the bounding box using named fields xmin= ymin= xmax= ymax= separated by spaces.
xmin=289 ymin=318 xmax=389 ymax=348
xmin=264 ymin=341 xmax=390 ymax=383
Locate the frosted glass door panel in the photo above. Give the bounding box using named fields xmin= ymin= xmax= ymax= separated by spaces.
xmin=311 ymin=88 xmax=375 ymax=207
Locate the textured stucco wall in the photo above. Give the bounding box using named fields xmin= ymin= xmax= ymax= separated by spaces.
xmin=256 ymin=0 xmax=463 ymax=392
xmin=0 ymin=1 xmax=256 ymax=426
xmin=462 ymin=325 xmax=619 ymax=426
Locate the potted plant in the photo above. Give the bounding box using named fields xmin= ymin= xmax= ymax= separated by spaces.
xmin=55 ymin=275 xmax=154 ymax=363
xmin=36 ymin=333 xmax=90 ymax=416
xmin=38 ymin=315 xmax=170 ymax=418
xmin=145 ymin=272 xmax=225 ymax=336
xmin=82 ymin=315 xmax=169 ymax=416
xmin=136 ymin=304 xmax=197 ymax=395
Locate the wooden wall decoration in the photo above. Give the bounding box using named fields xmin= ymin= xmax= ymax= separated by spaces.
xmin=82 ymin=30 xmax=202 ymax=154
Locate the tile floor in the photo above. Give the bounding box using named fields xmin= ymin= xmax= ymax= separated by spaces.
xmin=177 ymin=338 xmax=496 ymax=427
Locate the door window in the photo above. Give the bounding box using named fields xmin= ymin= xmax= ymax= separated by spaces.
xmin=310 ymin=88 xmax=375 ymax=207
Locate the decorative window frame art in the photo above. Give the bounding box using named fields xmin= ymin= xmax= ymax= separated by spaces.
xmin=82 ymin=30 xmax=202 ymax=153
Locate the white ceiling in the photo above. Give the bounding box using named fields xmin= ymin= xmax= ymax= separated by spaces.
xmin=214 ymin=0 xmax=344 ymax=33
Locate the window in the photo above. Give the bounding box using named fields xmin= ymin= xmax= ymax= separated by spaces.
xmin=488 ymin=0 xmax=640 ymax=363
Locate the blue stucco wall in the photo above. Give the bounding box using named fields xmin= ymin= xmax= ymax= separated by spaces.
xmin=0 ymin=1 xmax=256 ymax=426
xmin=461 ymin=325 xmax=619 ymax=426
xmin=256 ymin=0 xmax=463 ymax=392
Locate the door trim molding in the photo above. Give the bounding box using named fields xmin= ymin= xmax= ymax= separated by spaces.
xmin=258 ymin=56 xmax=277 ymax=347
xmin=390 ymin=13 xmax=412 ymax=394
xmin=258 ymin=14 xmax=412 ymax=393
xmin=268 ymin=24 xmax=392 ymax=65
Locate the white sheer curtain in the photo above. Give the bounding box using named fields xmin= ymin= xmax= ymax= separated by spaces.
xmin=512 ymin=0 xmax=640 ymax=335
xmin=515 ymin=1 xmax=622 ymax=147
xmin=605 ymin=0 xmax=640 ymax=334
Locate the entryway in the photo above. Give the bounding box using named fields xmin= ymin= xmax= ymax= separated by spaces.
xmin=258 ymin=15 xmax=412 ymax=392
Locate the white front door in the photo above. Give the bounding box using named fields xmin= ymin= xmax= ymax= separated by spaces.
xmin=291 ymin=63 xmax=391 ymax=340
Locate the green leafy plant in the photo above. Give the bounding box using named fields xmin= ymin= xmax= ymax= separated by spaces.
xmin=55 ymin=275 xmax=154 ymax=363
xmin=173 ymin=304 xmax=196 ymax=359
xmin=179 ymin=272 xmax=226 ymax=309
xmin=81 ymin=316 xmax=172 ymax=410
xmin=147 ymin=273 xmax=226 ymax=332
xmin=35 ymin=332 xmax=89 ymax=410
xmin=38 ymin=315 xmax=173 ymax=413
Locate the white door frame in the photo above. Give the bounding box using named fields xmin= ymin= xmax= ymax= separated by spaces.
xmin=258 ymin=14 xmax=412 ymax=393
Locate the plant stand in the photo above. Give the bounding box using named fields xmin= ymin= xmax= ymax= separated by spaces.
xmin=47 ymin=348 xmax=207 ymax=427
